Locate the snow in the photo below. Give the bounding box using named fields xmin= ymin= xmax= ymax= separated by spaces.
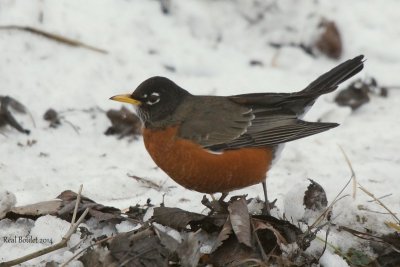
xmin=0 ymin=0 xmax=399 ymax=265
xmin=320 ymin=251 xmax=350 ymax=267
xmin=283 ymin=180 xmax=310 ymax=221
xmin=0 ymin=190 xmax=16 ymax=218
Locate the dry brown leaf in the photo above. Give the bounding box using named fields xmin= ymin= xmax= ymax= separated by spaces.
xmin=108 ymin=228 xmax=169 ymax=267
xmin=371 ymin=232 xmax=400 ymax=267
xmin=212 ymin=217 xmax=233 ymax=252
xmin=176 ymin=231 xmax=204 ymax=267
xmin=228 ymin=198 xmax=252 ymax=247
xmin=105 ymin=107 xmax=142 ymax=139
xmin=304 ymin=179 xmax=328 ymax=211
xmin=155 ymin=227 xmax=180 ymax=254
xmin=57 ymin=190 xmax=124 ymax=223
xmin=5 ymin=200 xmax=61 ymax=220
xmin=253 ymin=219 xmax=288 ymax=247
xmin=315 ymin=19 xmax=342 ymax=59
xmin=208 ymin=235 xmax=259 ymax=266
xmin=152 ymin=206 xmax=206 ymax=230
xmin=43 ymin=108 xmax=61 ymax=128
xmin=78 ymin=247 xmax=109 ymax=267
xmin=152 ymin=206 xmax=226 ymax=232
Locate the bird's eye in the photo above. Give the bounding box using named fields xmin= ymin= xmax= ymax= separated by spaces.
xmin=146 ymin=92 xmax=160 ymax=105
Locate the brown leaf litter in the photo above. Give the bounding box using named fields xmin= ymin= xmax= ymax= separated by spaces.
xmin=335 ymin=77 xmax=388 ymax=110
xmin=104 ymin=106 xmax=142 ymax=139
xmin=2 ymin=183 xmax=399 ymax=267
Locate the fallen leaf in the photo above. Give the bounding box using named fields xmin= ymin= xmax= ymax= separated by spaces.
xmin=253 ymin=219 xmax=288 ymax=247
xmin=253 ymin=215 xmax=304 ymax=254
xmin=152 ymin=206 xmax=206 ymax=230
xmin=104 ymin=106 xmax=141 ymax=139
xmin=315 ymin=19 xmax=342 ymax=59
xmin=78 ymin=247 xmax=109 ymax=267
xmin=208 ymin=234 xmax=259 ymax=266
xmin=304 ymin=179 xmax=328 ymax=211
xmin=334 ymin=77 xmax=387 ymax=111
xmin=370 ymin=232 xmax=400 ymax=267
xmin=108 ymin=227 xmax=170 ymax=267
xmin=177 ymin=231 xmax=204 ymax=267
xmin=228 ymin=198 xmax=252 ymax=247
xmin=125 ymin=204 xmax=150 ymax=222
xmin=212 ymin=217 xmax=233 ymax=252
xmin=43 ymin=108 xmax=61 ymax=128
xmin=6 ymin=200 xmax=62 ymax=220
xmin=56 ymin=190 xmax=124 ymax=223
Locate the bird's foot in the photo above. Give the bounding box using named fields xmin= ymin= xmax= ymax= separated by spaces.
xmin=202 ymin=194 xmax=229 ymax=215
xmin=261 ymin=198 xmax=277 ymax=216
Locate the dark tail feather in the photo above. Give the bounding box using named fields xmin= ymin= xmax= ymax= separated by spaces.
xmin=229 ymin=55 xmax=365 ymax=115
xmin=300 ymin=55 xmax=365 ymax=95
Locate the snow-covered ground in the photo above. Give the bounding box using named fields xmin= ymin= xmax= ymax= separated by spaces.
xmin=0 ymin=0 xmax=399 ymax=265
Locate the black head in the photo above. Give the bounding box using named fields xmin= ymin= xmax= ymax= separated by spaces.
xmin=110 ymin=76 xmax=190 ymax=125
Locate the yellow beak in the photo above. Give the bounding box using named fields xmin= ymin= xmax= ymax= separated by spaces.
xmin=109 ymin=94 xmax=142 ymax=105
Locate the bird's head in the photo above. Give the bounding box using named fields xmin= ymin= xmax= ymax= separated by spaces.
xmin=110 ymin=76 xmax=190 ymax=125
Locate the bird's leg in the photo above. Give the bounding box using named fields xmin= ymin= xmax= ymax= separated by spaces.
xmin=214 ymin=192 xmax=229 ymax=213
xmin=219 ymin=192 xmax=228 ymax=202
xmin=201 ymin=195 xmax=215 ymax=214
xmin=202 ymin=193 xmax=229 ymax=215
xmin=262 ymin=181 xmax=271 ymax=215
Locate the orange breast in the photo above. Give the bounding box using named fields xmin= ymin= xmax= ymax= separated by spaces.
xmin=142 ymin=126 xmax=273 ymax=193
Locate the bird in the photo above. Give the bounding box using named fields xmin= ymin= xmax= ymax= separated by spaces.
xmin=110 ymin=55 xmax=364 ymax=209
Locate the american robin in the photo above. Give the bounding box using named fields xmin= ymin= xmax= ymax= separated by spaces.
xmin=111 ymin=55 xmax=364 ymax=205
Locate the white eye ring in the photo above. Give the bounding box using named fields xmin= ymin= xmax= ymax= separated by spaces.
xmin=146 ymin=92 xmax=160 ymax=105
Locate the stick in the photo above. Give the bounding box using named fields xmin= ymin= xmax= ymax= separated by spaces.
xmin=0 ymin=25 xmax=108 ymax=54
xmin=310 ymin=177 xmax=351 ymax=229
xmin=60 ymin=235 xmax=115 ymax=267
xmin=0 ymin=185 xmax=89 ymax=267
xmin=63 ymin=119 xmax=80 ymax=135
xmin=358 ymin=183 xmax=400 ymax=224
xmin=71 ymin=184 xmax=83 ymax=224
xmin=338 ymin=145 xmax=357 ymax=199
xmin=317 ymin=224 xmax=331 ymax=262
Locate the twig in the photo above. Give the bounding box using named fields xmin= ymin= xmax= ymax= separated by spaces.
xmin=0 ymin=185 xmax=89 ymax=267
xmin=307 ymin=145 xmax=358 ymax=229
xmin=338 ymin=225 xmax=400 ymax=253
xmin=63 ymin=119 xmax=80 ymax=135
xmin=338 ymin=225 xmax=386 ymax=243
xmin=0 ymin=25 xmax=108 ymax=54
xmin=310 ymin=176 xmax=351 ymax=229
xmin=358 ymin=183 xmax=400 ymax=224
xmin=127 ymin=173 xmax=163 ymax=191
xmin=367 ymin=193 xmax=392 ymax=202
xmin=27 ymin=110 xmax=36 ymax=128
xmin=315 ymin=235 xmax=352 ymax=263
xmin=71 ymin=185 xmax=83 ymax=224
xmin=338 ymin=145 xmax=357 ymax=199
xmin=317 ymin=223 xmax=331 ymax=262
xmin=358 ymin=205 xmax=397 ymax=215
xmin=251 ymin=220 xmax=269 ymax=262
xmin=385 ymin=221 xmax=400 ymax=232
xmin=60 ymin=235 xmax=115 ymax=267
